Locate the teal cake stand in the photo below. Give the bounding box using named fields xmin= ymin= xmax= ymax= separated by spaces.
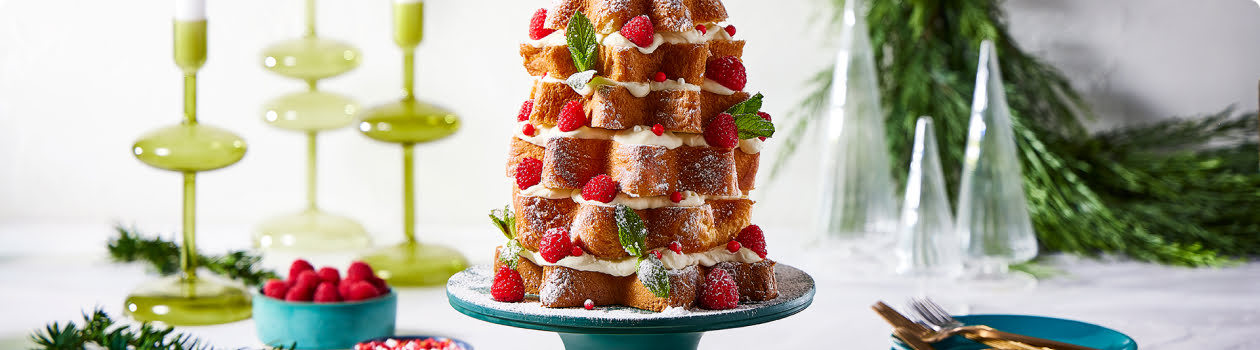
xmin=446 ymin=264 xmax=815 ymax=350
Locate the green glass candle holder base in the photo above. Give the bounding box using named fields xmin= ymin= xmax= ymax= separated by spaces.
xmin=358 ymin=99 xmax=459 ymax=144
xmin=262 ymin=36 xmax=361 ymax=82
xmin=263 ymin=90 xmax=358 ymax=132
xmin=360 ymin=242 xmax=468 ymax=287
xmin=256 ymin=209 xmax=373 ymax=253
xmin=123 ymin=274 xmax=252 ymax=326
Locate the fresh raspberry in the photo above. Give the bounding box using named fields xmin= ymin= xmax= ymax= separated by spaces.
xmin=345 ymin=280 xmax=381 ymax=301
xmin=584 ymin=299 xmax=595 ymax=310
xmin=288 ymin=259 xmax=314 ymax=283
xmin=649 ymin=250 xmax=662 ymax=260
xmin=284 ymin=283 xmax=314 ymax=302
xmin=581 ymin=174 xmax=618 ymax=203
xmin=338 ymin=278 xmax=355 ymax=299
xmin=316 ymin=267 xmax=340 ymax=285
xmin=570 ymin=246 xmax=584 ymax=257
xmin=652 ymin=123 xmax=664 ymax=136
xmin=515 ymin=157 xmax=543 ymax=190
xmin=757 ymin=112 xmax=772 ymax=140
xmin=696 ymin=24 xmax=708 ymax=35
xmin=262 ymin=279 xmax=289 ymax=299
xmin=669 ymin=191 xmax=684 ymax=203
xmin=313 ymin=282 xmax=342 ymax=303
xmin=557 ymin=100 xmax=586 ymax=132
xmin=726 ymin=240 xmax=742 ymax=253
xmin=704 ymin=113 xmax=739 ymax=148
xmin=736 ymin=224 xmax=767 ymax=258
xmin=522 ymin=123 xmax=536 ymax=136
xmin=653 ymin=72 xmax=667 ymax=83
xmin=705 ymin=56 xmax=747 ymax=91
xmin=724 ymin=25 xmax=737 ymax=37
xmin=620 ymin=15 xmax=655 ymax=47
xmin=528 ymin=8 xmax=555 ymax=40
xmin=540 ymin=227 xmax=574 ymax=263
xmin=295 ymin=270 xmax=321 ymax=289
xmin=700 ymin=269 xmax=739 ymax=310
xmin=492 ymin=265 xmax=525 ymax=302
xmin=369 ymin=276 xmax=391 ymax=294
xmin=517 ymin=99 xmax=534 ymax=122
xmin=346 ymin=261 xmax=376 ymax=282
xmin=669 ymin=241 xmax=683 ymax=254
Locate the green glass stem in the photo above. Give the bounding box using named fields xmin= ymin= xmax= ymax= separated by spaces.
xmin=304 ymin=0 xmax=316 ymax=37
xmin=306 ymin=131 xmax=318 ymax=211
xmin=183 ymin=74 xmax=198 ymax=124
xmin=181 ymin=172 xmax=198 ymax=281
xmin=402 ymin=50 xmax=415 ymax=100
xmin=402 ymin=142 xmax=416 ymax=244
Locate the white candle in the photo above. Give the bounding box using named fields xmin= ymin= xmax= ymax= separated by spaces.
xmin=174 ymin=0 xmax=206 ymax=21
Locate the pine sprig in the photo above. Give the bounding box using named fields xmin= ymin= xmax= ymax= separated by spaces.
xmin=108 ymin=224 xmax=278 ymax=286
xmin=30 ymin=308 xmax=291 ymax=350
xmin=785 ymin=0 xmax=1258 ymax=265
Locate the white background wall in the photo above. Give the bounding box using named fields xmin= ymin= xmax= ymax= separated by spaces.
xmin=1 ymin=0 xmax=1257 ymax=249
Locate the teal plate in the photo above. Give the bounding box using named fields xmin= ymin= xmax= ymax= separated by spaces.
xmin=891 ymin=314 xmax=1137 ymax=350
xmin=446 ymin=264 xmax=815 ymax=350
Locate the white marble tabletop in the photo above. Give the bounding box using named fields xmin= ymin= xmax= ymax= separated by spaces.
xmin=1 ymin=224 xmax=1257 ymax=349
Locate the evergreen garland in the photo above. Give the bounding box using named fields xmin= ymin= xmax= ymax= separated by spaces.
xmin=30 ymin=308 xmax=292 ymax=350
xmin=779 ymin=0 xmax=1258 ymax=266
xmin=108 ymin=225 xmax=279 ymax=286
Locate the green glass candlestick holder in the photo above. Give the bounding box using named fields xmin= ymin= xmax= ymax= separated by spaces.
xmin=124 ymin=8 xmax=252 ymax=325
xmin=357 ymin=0 xmax=467 ymax=287
xmin=255 ymin=0 xmax=372 ymax=254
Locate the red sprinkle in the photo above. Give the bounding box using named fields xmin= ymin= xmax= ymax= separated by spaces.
xmin=652 ymin=124 xmax=665 ymax=136
xmin=522 ymin=123 xmax=536 ymax=136
xmin=696 ymin=24 xmax=707 ymax=34
xmin=584 ymin=299 xmax=595 ymax=310
xmin=571 ymin=246 xmax=584 ymax=257
xmin=726 ymin=241 xmax=742 ymax=253
xmin=653 ymin=71 xmax=668 ymax=82
xmin=724 ymin=25 xmax=737 ymax=37
xmin=669 ymin=191 xmax=684 ymax=203
xmin=650 ymin=250 xmax=663 ymax=260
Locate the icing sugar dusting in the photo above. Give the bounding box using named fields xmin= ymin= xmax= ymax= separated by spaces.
xmin=447 ymin=264 xmax=813 ymax=323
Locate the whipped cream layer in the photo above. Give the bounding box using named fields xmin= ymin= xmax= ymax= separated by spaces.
xmin=537 ymin=75 xmax=700 ymax=98
xmin=516 ymin=244 xmax=763 ymax=277
xmin=518 ymin=184 xmax=743 ymax=210
xmin=516 ymin=122 xmax=764 ymax=154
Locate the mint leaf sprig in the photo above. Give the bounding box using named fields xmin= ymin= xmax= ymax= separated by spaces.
xmin=613 ymin=205 xmax=672 ymax=298
xmin=566 ymin=11 xmax=599 ymax=72
xmin=489 ymin=206 xmax=523 ymax=269
xmin=614 ymin=205 xmax=648 ymax=256
xmin=725 ymin=93 xmax=775 ymax=139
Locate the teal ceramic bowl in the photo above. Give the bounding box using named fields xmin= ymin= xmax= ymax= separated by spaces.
xmin=253 ymin=290 xmax=397 ymax=350
xmin=891 ymin=314 xmax=1137 ymax=350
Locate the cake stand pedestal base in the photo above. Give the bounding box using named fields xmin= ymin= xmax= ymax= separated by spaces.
xmin=446 ymin=264 xmax=815 ymax=350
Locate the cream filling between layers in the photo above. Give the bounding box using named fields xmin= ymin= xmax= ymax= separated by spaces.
xmin=516 ymin=122 xmax=765 ymax=154
xmin=525 ymin=24 xmax=734 ymax=54
xmin=537 ymin=75 xmax=699 ymax=98
xmin=518 ymin=184 xmax=745 ymax=210
xmin=516 ymin=244 xmax=763 ymax=277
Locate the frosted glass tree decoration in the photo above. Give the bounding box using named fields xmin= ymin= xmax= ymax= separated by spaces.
xmin=956 ymin=40 xmax=1038 ymax=289
xmin=816 ymin=0 xmax=898 ymax=248
xmin=896 ymin=117 xmax=963 ymax=279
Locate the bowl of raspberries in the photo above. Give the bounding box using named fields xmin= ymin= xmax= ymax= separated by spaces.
xmin=254 ymin=259 xmax=397 ymax=350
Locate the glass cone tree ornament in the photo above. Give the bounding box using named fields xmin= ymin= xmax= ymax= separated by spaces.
xmin=815 ymin=0 xmax=898 ymax=247
xmin=254 ymin=0 xmax=371 ymax=258
xmin=124 ymin=0 xmax=252 ymax=325
xmin=955 ymin=40 xmax=1038 ymax=289
xmin=356 ymin=0 xmax=467 ymax=287
xmin=896 ymin=117 xmax=963 ymax=279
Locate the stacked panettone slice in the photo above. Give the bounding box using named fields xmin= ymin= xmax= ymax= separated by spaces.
xmin=489 ymin=0 xmax=778 ymax=312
